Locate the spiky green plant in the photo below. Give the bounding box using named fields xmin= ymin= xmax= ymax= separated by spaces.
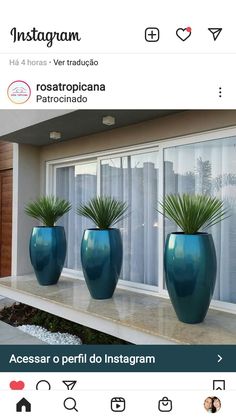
xmin=158 ymin=193 xmax=229 ymax=234
xmin=77 ymin=196 xmax=128 ymax=229
xmin=25 ymin=196 xmax=72 ymax=227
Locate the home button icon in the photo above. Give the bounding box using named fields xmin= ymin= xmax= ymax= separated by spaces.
xmin=16 ymin=397 xmax=31 ymax=412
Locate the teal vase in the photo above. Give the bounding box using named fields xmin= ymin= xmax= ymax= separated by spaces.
xmin=29 ymin=226 xmax=66 ymax=286
xmin=164 ymin=232 xmax=217 ymax=324
xmin=81 ymin=228 xmax=122 ymax=299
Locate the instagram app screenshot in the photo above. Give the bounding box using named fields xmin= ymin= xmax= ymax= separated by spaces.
xmin=0 ymin=0 xmax=236 ymax=417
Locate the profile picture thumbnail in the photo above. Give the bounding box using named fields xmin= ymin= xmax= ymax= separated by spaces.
xmin=204 ymin=396 xmax=221 ymax=413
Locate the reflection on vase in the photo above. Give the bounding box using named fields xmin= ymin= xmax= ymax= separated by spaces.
xmin=30 ymin=226 xmax=66 ymax=286
xmin=81 ymin=228 xmax=122 ymax=299
xmin=164 ymin=232 xmax=217 ymax=324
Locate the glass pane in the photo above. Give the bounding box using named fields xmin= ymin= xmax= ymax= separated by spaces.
xmin=101 ymin=152 xmax=159 ymax=286
xmin=164 ymin=136 xmax=236 ymax=303
xmin=56 ymin=162 xmax=97 ymax=270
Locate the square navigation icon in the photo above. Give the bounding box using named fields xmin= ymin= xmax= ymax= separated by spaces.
xmin=213 ymin=380 xmax=225 ymax=390
xmin=111 ymin=397 xmax=126 ymax=412
xmin=145 ymin=27 xmax=160 ymax=42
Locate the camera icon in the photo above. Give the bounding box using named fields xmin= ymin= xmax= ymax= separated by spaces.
xmin=111 ymin=397 xmax=126 ymax=412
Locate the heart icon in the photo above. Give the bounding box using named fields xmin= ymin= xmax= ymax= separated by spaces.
xmin=10 ymin=380 xmax=25 ymax=390
xmin=176 ymin=27 xmax=192 ymax=41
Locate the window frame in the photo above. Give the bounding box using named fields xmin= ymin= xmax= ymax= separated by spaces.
xmin=46 ymin=125 xmax=236 ymax=314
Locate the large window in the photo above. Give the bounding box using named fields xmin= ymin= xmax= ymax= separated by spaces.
xmin=54 ymin=151 xmax=159 ymax=287
xmin=164 ymin=136 xmax=236 ymax=304
xmin=50 ymin=130 xmax=236 ymax=309
xmin=100 ymin=151 xmax=159 ymax=286
xmin=56 ymin=161 xmax=97 ymax=270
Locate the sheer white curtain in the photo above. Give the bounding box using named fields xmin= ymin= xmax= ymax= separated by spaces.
xmin=56 ymin=162 xmax=97 ymax=270
xmin=101 ymin=152 xmax=159 ymax=286
xmin=164 ymin=136 xmax=236 ymax=303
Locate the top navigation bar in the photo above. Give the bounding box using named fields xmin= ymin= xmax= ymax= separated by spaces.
xmin=0 ymin=25 xmax=234 ymax=54
xmin=1 ymin=0 xmax=236 ymax=109
xmin=0 ymin=1 xmax=236 ymax=54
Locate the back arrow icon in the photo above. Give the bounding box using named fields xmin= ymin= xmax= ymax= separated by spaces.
xmin=217 ymin=354 xmax=223 ymax=363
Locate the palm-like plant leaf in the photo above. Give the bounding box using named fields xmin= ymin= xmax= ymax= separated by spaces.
xmin=77 ymin=196 xmax=128 ymax=229
xmin=25 ymin=196 xmax=72 ymax=227
xmin=158 ymin=194 xmax=229 ymax=234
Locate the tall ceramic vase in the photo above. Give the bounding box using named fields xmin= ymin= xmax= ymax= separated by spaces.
xmin=164 ymin=232 xmax=217 ymax=324
xmin=29 ymin=226 xmax=66 ymax=286
xmin=81 ymin=228 xmax=123 ymax=299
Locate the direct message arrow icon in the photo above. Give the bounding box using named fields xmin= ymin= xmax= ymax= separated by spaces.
xmin=62 ymin=380 xmax=77 ymax=390
xmin=208 ymin=28 xmax=222 ymax=41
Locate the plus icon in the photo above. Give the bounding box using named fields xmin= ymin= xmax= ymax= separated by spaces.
xmin=145 ymin=27 xmax=160 ymax=42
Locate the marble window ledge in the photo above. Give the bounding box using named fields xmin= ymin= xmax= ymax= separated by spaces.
xmin=0 ymin=274 xmax=235 ymax=345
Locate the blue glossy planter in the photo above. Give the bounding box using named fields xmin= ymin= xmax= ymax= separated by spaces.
xmin=29 ymin=226 xmax=66 ymax=286
xmin=81 ymin=228 xmax=123 ymax=299
xmin=164 ymin=233 xmax=217 ymax=324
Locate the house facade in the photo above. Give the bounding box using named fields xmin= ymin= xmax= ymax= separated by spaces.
xmin=0 ymin=141 xmax=13 ymax=277
xmin=1 ymin=109 xmax=236 ymax=315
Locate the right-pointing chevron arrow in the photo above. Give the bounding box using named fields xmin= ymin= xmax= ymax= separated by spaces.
xmin=217 ymin=354 xmax=223 ymax=363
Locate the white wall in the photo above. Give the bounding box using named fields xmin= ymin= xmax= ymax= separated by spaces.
xmin=12 ymin=143 xmax=40 ymax=275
